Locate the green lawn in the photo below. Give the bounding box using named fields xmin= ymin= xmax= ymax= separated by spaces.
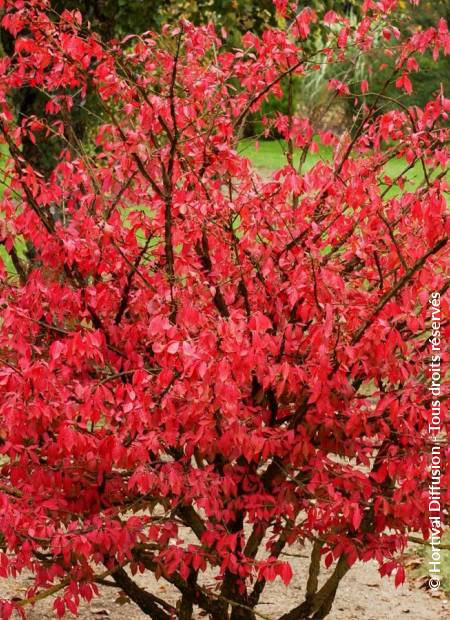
xmin=411 ymin=532 xmax=450 ymax=595
xmin=0 ymin=239 xmax=27 ymax=279
xmin=0 ymin=147 xmax=25 ymax=278
xmin=0 ymin=139 xmax=446 ymax=280
xmin=238 ymin=138 xmax=432 ymax=196
xmin=238 ymin=138 xmax=332 ymax=172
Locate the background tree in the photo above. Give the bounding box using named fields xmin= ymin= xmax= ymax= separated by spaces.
xmin=0 ymin=0 xmax=276 ymax=173
xmin=363 ymin=0 xmax=450 ymax=112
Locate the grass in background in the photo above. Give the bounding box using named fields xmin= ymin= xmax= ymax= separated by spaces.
xmin=410 ymin=532 xmax=450 ymax=595
xmin=239 ymin=138 xmax=331 ymax=172
xmin=0 ymin=146 xmax=24 ymax=278
xmin=239 ymin=138 xmax=431 ymax=196
xmin=0 ymin=140 xmax=446 ymax=278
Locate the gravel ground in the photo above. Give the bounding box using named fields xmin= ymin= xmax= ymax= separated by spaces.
xmin=1 ymin=545 xmax=448 ymax=619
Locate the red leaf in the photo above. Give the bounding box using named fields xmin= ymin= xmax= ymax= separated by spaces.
xmin=278 ymin=562 xmax=293 ymax=586
xmin=395 ymin=566 xmax=405 ymax=587
xmin=53 ymin=598 xmax=65 ymax=618
xmin=49 ymin=340 xmax=64 ymax=361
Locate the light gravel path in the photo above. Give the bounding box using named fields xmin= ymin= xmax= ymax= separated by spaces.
xmin=1 ymin=547 xmax=448 ymax=619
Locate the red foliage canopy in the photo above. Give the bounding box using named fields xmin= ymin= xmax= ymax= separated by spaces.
xmin=0 ymin=0 xmax=449 ymax=618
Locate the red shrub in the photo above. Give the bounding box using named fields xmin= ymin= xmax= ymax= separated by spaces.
xmin=0 ymin=1 xmax=449 ymax=618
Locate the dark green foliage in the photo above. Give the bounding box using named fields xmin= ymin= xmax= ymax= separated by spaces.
xmin=363 ymin=1 xmax=450 ymax=119
xmin=0 ymin=0 xmax=276 ymax=171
